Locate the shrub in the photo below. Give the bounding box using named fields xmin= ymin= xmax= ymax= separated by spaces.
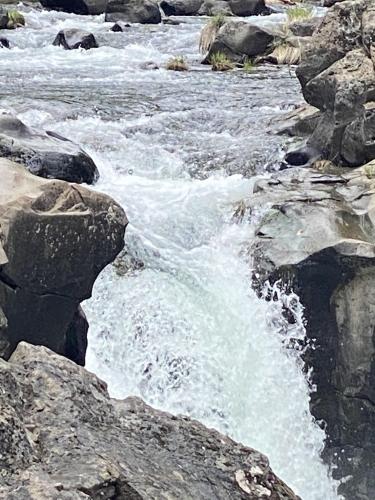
xmin=166 ymin=56 xmax=188 ymax=71
xmin=286 ymin=5 xmax=313 ymax=22
xmin=7 ymin=10 xmax=25 ymax=29
xmin=210 ymin=52 xmax=234 ymax=71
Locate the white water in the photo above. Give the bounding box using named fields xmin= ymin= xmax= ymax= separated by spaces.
xmin=3 ymin=4 xmax=339 ymax=499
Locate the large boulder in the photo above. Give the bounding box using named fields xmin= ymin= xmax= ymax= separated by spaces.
xmin=248 ymin=165 xmax=375 ymax=500
xmin=0 ymin=341 xmax=300 ymax=500
xmin=205 ymin=20 xmax=275 ymax=63
xmin=53 ymin=28 xmax=99 ymax=50
xmin=105 ymin=0 xmax=161 ymax=24
xmin=293 ymin=0 xmax=375 ymax=167
xmin=0 ymin=115 xmax=99 ymax=184
xmin=0 ymin=159 xmax=127 ymax=364
xmin=40 ymin=0 xmax=108 ymax=15
xmin=160 ymin=0 xmax=203 ymax=15
xmin=228 ymin=0 xmax=267 ymax=16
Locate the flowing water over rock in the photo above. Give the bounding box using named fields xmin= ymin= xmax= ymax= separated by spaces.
xmin=2 ymin=5 xmax=340 ymax=499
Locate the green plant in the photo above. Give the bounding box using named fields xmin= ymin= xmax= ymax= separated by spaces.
xmin=199 ymin=13 xmax=227 ymax=54
xmin=243 ymin=58 xmax=254 ymax=73
xmin=7 ymin=10 xmax=25 ymax=29
xmin=286 ymin=5 xmax=313 ymax=22
xmin=166 ymin=56 xmax=188 ymax=71
xmin=210 ymin=51 xmax=234 ymax=71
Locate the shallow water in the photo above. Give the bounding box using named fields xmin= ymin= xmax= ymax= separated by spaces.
xmin=2 ymin=4 xmax=340 ymax=499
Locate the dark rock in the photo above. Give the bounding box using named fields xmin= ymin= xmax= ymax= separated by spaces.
xmin=249 ymin=165 xmax=375 ymax=500
xmin=105 ymin=0 xmax=161 ymax=24
xmin=205 ymin=20 xmax=275 ymax=63
xmin=40 ymin=0 xmax=108 ymax=15
xmin=160 ymin=0 xmax=203 ymax=16
xmin=162 ymin=17 xmax=181 ymax=25
xmin=53 ymin=28 xmax=98 ymax=50
xmin=198 ymin=0 xmax=232 ymax=15
xmin=0 ymin=159 xmax=127 ymax=363
xmin=0 ymin=115 xmax=99 ymax=184
xmin=110 ymin=20 xmax=131 ymax=30
xmin=0 ymin=341 xmax=300 ymax=500
xmin=228 ymin=0 xmax=268 ymax=16
xmin=289 ymin=18 xmax=320 ymax=38
xmin=323 ymin=0 xmax=344 ymax=6
xmin=0 ymin=37 xmax=10 ymax=48
xmin=284 ymin=144 xmax=320 ymax=167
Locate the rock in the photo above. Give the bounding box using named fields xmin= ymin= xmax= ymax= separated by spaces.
xmin=162 ymin=17 xmax=181 ymax=25
xmin=160 ymin=0 xmax=203 ymax=16
xmin=249 ymin=165 xmax=375 ymax=500
xmin=0 ymin=115 xmax=99 ymax=184
xmin=205 ymin=20 xmax=275 ymax=63
xmin=40 ymin=0 xmax=107 ymax=15
xmin=270 ymin=104 xmax=321 ymax=137
xmin=0 ymin=9 xmax=25 ymax=29
xmin=289 ymin=18 xmax=320 ymax=38
xmin=105 ymin=0 xmax=161 ymax=24
xmin=0 ymin=159 xmax=127 ymax=362
xmin=110 ymin=20 xmax=131 ymax=31
xmin=0 ymin=37 xmax=9 ymax=48
xmin=0 ymin=341 xmax=300 ymax=500
xmin=323 ymin=0 xmax=344 ymax=6
xmin=228 ymin=0 xmax=268 ymax=16
xmin=198 ymin=0 xmax=232 ymax=16
xmin=53 ymin=28 xmax=99 ymax=50
xmin=293 ymin=0 xmax=375 ymax=167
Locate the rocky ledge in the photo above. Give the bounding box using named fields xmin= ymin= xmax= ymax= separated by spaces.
xmin=0 ymin=159 xmax=127 ymax=365
xmin=248 ymin=163 xmax=375 ymax=500
xmin=0 ymin=341 xmax=299 ymax=500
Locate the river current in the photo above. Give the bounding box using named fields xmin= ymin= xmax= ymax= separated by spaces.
xmin=2 ymin=4 xmax=340 ymax=499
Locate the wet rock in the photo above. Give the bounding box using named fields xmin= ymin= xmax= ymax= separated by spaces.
xmin=53 ymin=28 xmax=99 ymax=50
xmin=0 ymin=9 xmax=25 ymax=29
xmin=40 ymin=0 xmax=107 ymax=15
xmin=0 ymin=159 xmax=127 ymax=363
xmin=0 ymin=37 xmax=9 ymax=48
xmin=110 ymin=20 xmax=131 ymax=31
xmin=295 ymin=0 xmax=375 ymax=167
xmin=0 ymin=341 xmax=300 ymax=500
xmin=0 ymin=115 xmax=99 ymax=184
xmin=105 ymin=0 xmax=161 ymax=24
xmin=205 ymin=20 xmax=275 ymax=63
xmin=160 ymin=0 xmax=203 ymax=16
xmin=249 ymin=165 xmax=375 ymax=500
xmin=162 ymin=17 xmax=181 ymax=25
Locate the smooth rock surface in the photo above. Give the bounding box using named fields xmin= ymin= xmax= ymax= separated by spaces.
xmin=0 ymin=159 xmax=127 ymax=363
xmin=249 ymin=165 xmax=375 ymax=500
xmin=105 ymin=0 xmax=161 ymax=24
xmin=0 ymin=341 xmax=300 ymax=500
xmin=0 ymin=115 xmax=99 ymax=183
xmin=40 ymin=0 xmax=108 ymax=14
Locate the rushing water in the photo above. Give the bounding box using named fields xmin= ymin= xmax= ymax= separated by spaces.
xmin=2 ymin=4 xmax=340 ymax=499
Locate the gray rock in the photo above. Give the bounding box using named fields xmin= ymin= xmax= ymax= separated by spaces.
xmin=0 ymin=115 xmax=99 ymax=183
xmin=160 ymin=0 xmax=203 ymax=16
xmin=248 ymin=164 xmax=375 ymax=500
xmin=289 ymin=18 xmax=320 ymax=38
xmin=40 ymin=0 xmax=108 ymax=15
xmin=206 ymin=20 xmax=275 ymax=63
xmin=228 ymin=0 xmax=268 ymax=16
xmin=0 ymin=159 xmax=127 ymax=363
xmin=53 ymin=28 xmax=99 ymax=50
xmin=0 ymin=341 xmax=300 ymax=500
xmin=105 ymin=0 xmax=161 ymax=24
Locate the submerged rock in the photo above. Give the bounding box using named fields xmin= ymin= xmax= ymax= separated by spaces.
xmin=0 ymin=159 xmax=127 ymax=363
xmin=0 ymin=115 xmax=99 ymax=183
xmin=250 ymin=165 xmax=375 ymax=500
xmin=53 ymin=28 xmax=99 ymax=50
xmin=105 ymin=0 xmax=161 ymax=24
xmin=110 ymin=20 xmax=131 ymax=31
xmin=0 ymin=341 xmax=300 ymax=500
xmin=40 ymin=0 xmax=107 ymax=15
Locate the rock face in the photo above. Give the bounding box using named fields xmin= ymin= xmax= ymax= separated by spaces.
xmin=206 ymin=20 xmax=275 ymax=63
xmin=0 ymin=159 xmax=127 ymax=364
xmin=0 ymin=341 xmax=300 ymax=500
xmin=249 ymin=164 xmax=375 ymax=500
xmin=0 ymin=115 xmax=99 ymax=184
xmin=294 ymin=0 xmax=375 ymax=167
xmin=40 ymin=0 xmax=108 ymax=15
xmin=53 ymin=28 xmax=99 ymax=50
xmin=105 ymin=0 xmax=161 ymax=24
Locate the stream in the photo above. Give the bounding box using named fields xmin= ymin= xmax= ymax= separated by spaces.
xmin=2 ymin=4 xmax=340 ymax=499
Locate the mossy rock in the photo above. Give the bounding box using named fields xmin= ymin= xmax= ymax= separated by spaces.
xmin=6 ymin=10 xmax=25 ymax=29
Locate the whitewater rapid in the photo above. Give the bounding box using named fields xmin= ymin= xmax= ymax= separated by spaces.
xmin=2 ymin=4 xmax=340 ymax=499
